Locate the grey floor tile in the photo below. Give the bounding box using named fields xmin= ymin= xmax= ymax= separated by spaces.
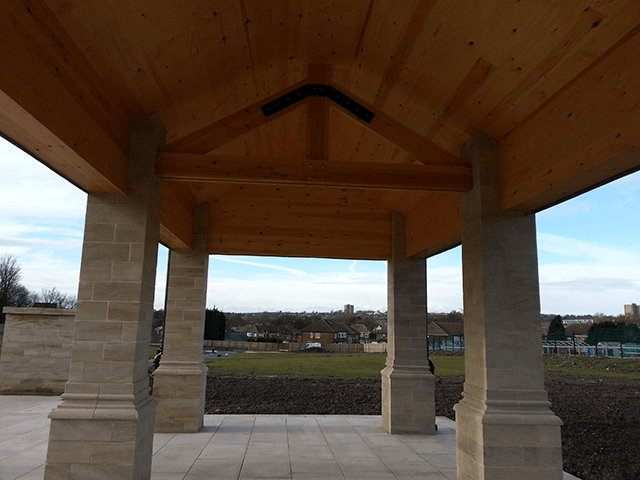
xmin=250 ymin=433 xmax=289 ymax=444
xmin=287 ymin=433 xmax=327 ymax=446
xmin=315 ymin=417 xmax=350 ymax=426
xmin=424 ymin=454 xmax=457 ymax=470
xmin=352 ymin=426 xmax=386 ymax=435
xmin=209 ymin=433 xmax=252 ymax=445
xmin=336 ymin=457 xmax=394 ymax=478
xmin=184 ymin=458 xmax=242 ymax=479
xmin=319 ymin=425 xmax=355 ymax=434
xmin=199 ymin=442 xmax=248 ymax=459
xmin=323 ymin=433 xmax=366 ymax=445
xmin=289 ymin=444 xmax=334 ymax=460
xmin=291 ymin=459 xmax=343 ymax=476
xmin=361 ymin=434 xmax=406 ymax=447
xmin=439 ymin=469 xmax=458 ymax=480
xmin=247 ymin=442 xmax=289 ymax=457
xmin=286 ymin=425 xmax=323 ymax=435
xmin=152 ymin=447 xmax=203 ymax=474
xmin=292 ymin=474 xmax=344 ymax=480
xmin=16 ymin=464 xmax=45 ymax=480
xmin=344 ymin=416 xmax=382 ymax=427
xmin=384 ymin=462 xmax=440 ymax=476
xmin=254 ymin=416 xmax=287 ymax=426
xmin=370 ymin=445 xmax=426 ymax=463
xmin=240 ymin=458 xmax=292 ymax=478
xmin=166 ymin=433 xmax=214 ymax=449
xmin=329 ymin=443 xmax=377 ymax=460
xmin=285 ymin=416 xmax=319 ymax=426
xmin=411 ymin=443 xmax=459 ymax=456
xmin=1 ymin=399 xmax=492 ymax=480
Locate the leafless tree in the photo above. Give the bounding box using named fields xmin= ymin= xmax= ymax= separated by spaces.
xmin=33 ymin=287 xmax=77 ymax=309
xmin=0 ymin=254 xmax=32 ymax=322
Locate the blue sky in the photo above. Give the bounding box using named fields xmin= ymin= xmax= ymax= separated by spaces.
xmin=1 ymin=137 xmax=638 ymax=315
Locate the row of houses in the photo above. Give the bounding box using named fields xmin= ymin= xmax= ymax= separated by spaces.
xmin=235 ymin=319 xmax=387 ymax=344
xmin=234 ymin=319 xmax=467 ymax=347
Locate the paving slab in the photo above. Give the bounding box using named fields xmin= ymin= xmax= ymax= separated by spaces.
xmin=0 ymin=395 xmax=581 ymax=480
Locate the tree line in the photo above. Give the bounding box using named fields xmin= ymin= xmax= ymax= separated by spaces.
xmin=0 ymin=254 xmax=76 ymax=323
xmin=547 ymin=314 xmax=640 ymax=345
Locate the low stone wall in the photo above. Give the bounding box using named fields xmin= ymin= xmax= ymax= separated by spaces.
xmin=204 ymin=340 xmax=387 ymax=354
xmin=0 ymin=307 xmax=75 ymax=395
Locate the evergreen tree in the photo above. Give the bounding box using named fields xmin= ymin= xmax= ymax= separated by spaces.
xmin=204 ymin=307 xmax=226 ymax=341
xmin=586 ymin=321 xmax=640 ymax=345
xmin=547 ymin=315 xmax=567 ymax=341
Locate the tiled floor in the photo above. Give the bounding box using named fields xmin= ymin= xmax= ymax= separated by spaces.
xmin=152 ymin=415 xmax=458 ymax=480
xmin=1 ymin=395 xmax=580 ymax=480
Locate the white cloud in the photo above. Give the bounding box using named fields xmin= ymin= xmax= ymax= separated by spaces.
xmin=214 ymin=256 xmax=308 ymax=277
xmin=207 ymin=269 xmax=387 ymax=313
xmin=18 ymin=250 xmax=82 ymax=296
xmin=537 ymin=232 xmax=639 ymax=263
xmin=0 ymin=236 xmax=81 ymax=249
xmin=427 ymin=265 xmax=463 ymax=313
xmin=537 ymin=233 xmax=640 ymax=315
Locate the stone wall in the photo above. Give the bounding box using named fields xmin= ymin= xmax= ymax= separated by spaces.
xmin=0 ymin=307 xmax=75 ymax=395
xmin=204 ymin=340 xmax=387 ymax=354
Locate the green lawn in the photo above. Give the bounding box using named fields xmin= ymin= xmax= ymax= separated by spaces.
xmin=544 ymin=354 xmax=640 ymax=379
xmin=204 ymin=352 xmax=465 ymax=379
xmin=204 ymin=351 xmax=640 ymax=380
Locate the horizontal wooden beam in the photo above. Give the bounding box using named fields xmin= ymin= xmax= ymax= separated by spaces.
xmin=404 ymin=192 xmax=461 ymax=259
xmin=0 ymin=2 xmax=131 ymax=194
xmin=159 ymin=181 xmax=196 ymax=250
xmin=157 ymin=153 xmax=472 ymax=192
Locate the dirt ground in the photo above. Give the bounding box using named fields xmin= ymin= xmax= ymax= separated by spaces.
xmin=205 ymin=372 xmax=640 ymax=480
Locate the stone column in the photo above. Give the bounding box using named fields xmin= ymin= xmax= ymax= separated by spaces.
xmin=454 ymin=132 xmax=563 ymax=480
xmin=381 ymin=212 xmax=435 ymax=435
xmin=153 ymin=203 xmax=209 ymax=433
xmin=44 ymin=113 xmax=165 ymax=480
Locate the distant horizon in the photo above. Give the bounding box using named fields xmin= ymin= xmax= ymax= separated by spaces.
xmin=194 ymin=308 xmax=628 ymax=319
xmin=2 ymin=136 xmax=639 ymax=317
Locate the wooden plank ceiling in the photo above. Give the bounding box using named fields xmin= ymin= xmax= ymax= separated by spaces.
xmin=1 ymin=0 xmax=640 ymax=259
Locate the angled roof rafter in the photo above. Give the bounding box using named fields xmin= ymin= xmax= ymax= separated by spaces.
xmin=163 ymin=64 xmax=464 ymax=167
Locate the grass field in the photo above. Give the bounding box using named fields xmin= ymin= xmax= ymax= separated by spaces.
xmin=544 ymin=354 xmax=640 ymax=379
xmin=204 ymin=353 xmax=464 ymax=379
xmin=204 ymin=351 xmax=640 ymax=380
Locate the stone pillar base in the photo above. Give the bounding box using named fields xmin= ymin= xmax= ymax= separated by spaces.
xmin=454 ymin=392 xmax=563 ymax=480
xmin=153 ymin=362 xmax=207 ymax=433
xmin=45 ymin=384 xmax=156 ymax=480
xmin=381 ymin=365 xmax=435 ymax=435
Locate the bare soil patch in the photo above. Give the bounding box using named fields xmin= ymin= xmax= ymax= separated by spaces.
xmin=205 ymin=372 xmax=640 ymax=480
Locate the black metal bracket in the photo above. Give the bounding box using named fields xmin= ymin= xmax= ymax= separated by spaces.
xmin=260 ymin=84 xmax=375 ymax=123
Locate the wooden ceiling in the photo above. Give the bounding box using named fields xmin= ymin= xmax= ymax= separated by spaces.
xmin=1 ymin=0 xmax=640 ymax=259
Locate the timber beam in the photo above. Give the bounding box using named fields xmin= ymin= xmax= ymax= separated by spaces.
xmin=159 ymin=181 xmax=197 ymax=250
xmin=330 ymin=83 xmax=464 ymax=167
xmin=164 ymin=63 xmax=464 ymax=168
xmin=163 ymin=79 xmax=309 ymax=154
xmin=156 ymin=153 xmax=472 ymax=193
